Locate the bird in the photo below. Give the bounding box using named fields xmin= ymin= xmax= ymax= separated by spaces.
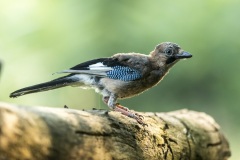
xmin=10 ymin=42 xmax=192 ymax=125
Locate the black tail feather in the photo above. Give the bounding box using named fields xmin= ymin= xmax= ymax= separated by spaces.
xmin=10 ymin=75 xmax=78 ymax=98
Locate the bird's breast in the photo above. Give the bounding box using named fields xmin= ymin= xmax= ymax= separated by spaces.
xmin=100 ymin=70 xmax=165 ymax=99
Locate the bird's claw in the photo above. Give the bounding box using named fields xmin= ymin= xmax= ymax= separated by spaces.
xmin=131 ymin=113 xmax=147 ymax=126
xmin=115 ymin=104 xmax=147 ymax=126
xmin=135 ymin=113 xmax=144 ymax=119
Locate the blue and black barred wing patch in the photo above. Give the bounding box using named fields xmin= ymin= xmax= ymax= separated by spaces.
xmin=106 ymin=66 xmax=142 ymax=81
xmin=55 ymin=58 xmax=142 ymax=81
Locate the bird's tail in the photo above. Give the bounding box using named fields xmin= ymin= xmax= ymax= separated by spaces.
xmin=10 ymin=75 xmax=78 ymax=98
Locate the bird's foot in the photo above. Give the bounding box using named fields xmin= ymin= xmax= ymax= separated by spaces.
xmin=114 ymin=104 xmax=147 ymax=126
xmin=115 ymin=103 xmax=130 ymax=111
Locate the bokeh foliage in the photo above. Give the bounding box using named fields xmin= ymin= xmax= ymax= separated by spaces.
xmin=0 ymin=0 xmax=239 ymax=159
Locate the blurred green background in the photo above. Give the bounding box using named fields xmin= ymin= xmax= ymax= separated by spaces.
xmin=0 ymin=0 xmax=239 ymax=159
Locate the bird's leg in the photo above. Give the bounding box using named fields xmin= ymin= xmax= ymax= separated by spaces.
xmin=115 ymin=103 xmax=130 ymax=111
xmin=103 ymin=95 xmax=146 ymax=125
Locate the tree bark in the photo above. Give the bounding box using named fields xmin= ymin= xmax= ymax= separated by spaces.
xmin=0 ymin=102 xmax=231 ymax=160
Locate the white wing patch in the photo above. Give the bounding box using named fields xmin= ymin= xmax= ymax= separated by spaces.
xmin=54 ymin=70 xmax=107 ymax=76
xmin=54 ymin=62 xmax=113 ymax=76
xmin=88 ymin=62 xmax=112 ymax=71
xmin=88 ymin=62 xmax=104 ymax=67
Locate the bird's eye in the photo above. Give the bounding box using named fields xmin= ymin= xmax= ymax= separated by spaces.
xmin=165 ymin=49 xmax=173 ymax=56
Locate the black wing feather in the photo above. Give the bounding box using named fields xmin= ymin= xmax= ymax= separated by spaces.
xmin=70 ymin=58 xmax=126 ymax=70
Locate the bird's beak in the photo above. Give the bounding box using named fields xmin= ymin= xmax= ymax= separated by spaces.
xmin=175 ymin=51 xmax=192 ymax=59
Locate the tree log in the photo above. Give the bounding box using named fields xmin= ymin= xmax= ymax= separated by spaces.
xmin=0 ymin=102 xmax=231 ymax=160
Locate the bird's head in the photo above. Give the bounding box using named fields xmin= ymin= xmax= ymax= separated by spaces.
xmin=150 ymin=42 xmax=192 ymax=68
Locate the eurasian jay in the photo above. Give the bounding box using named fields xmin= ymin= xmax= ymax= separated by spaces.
xmin=10 ymin=42 xmax=192 ymax=125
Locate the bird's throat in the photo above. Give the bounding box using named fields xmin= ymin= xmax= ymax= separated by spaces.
xmin=166 ymin=57 xmax=176 ymax=64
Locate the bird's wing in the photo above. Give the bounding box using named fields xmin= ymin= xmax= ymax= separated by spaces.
xmin=56 ymin=58 xmax=142 ymax=81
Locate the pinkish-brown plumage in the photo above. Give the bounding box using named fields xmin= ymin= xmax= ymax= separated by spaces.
xmin=10 ymin=42 xmax=192 ymax=125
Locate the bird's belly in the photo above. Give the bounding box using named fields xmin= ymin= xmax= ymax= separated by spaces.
xmin=100 ymin=78 xmax=157 ymax=99
xmin=116 ymin=85 xmax=147 ymax=99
